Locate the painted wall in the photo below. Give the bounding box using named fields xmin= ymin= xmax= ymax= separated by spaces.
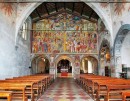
xmin=2 ymin=1 xmax=130 ymax=78
xmin=32 ymin=13 xmax=98 ymax=54
xmin=111 ymin=3 xmax=130 ymax=41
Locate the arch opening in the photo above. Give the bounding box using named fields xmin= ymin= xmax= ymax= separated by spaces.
xmin=57 ymin=59 xmax=72 ymax=77
xmin=113 ymin=24 xmax=130 ymax=78
xmin=99 ymin=39 xmax=111 ymax=76
xmin=55 ymin=55 xmax=74 ymax=78
xmin=31 ymin=55 xmax=50 ymax=74
xmin=81 ymin=56 xmax=98 ymax=74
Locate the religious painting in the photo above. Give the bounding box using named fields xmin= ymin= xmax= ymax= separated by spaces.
xmin=32 ymin=13 xmax=98 ymax=54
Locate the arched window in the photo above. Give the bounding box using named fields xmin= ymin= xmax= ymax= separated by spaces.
xmin=21 ymin=22 xmax=28 ymax=40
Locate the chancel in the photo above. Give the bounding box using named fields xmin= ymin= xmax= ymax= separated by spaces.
xmin=1 ymin=1 xmax=130 ymax=101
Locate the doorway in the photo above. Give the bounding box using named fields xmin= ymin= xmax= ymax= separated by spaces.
xmin=57 ymin=59 xmax=72 ymax=77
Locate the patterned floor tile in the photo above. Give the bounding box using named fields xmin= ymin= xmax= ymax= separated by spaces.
xmin=37 ymin=78 xmax=94 ymax=101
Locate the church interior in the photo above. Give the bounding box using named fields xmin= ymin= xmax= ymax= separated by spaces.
xmin=1 ymin=0 xmax=130 ymax=101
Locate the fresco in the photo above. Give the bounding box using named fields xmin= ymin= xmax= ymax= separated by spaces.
xmin=0 ymin=2 xmax=28 ymax=16
xmin=114 ymin=1 xmax=126 ymax=15
xmin=100 ymin=0 xmax=129 ymax=16
xmin=32 ymin=13 xmax=98 ymax=54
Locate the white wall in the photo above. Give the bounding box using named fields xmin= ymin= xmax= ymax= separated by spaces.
xmin=88 ymin=61 xmax=92 ymax=73
xmin=121 ymin=32 xmax=130 ymax=66
xmin=0 ymin=4 xmax=31 ymax=79
xmin=121 ymin=31 xmax=130 ymax=78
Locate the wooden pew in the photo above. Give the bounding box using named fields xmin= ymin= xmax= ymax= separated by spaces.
xmin=0 ymin=91 xmax=13 ymax=101
xmin=95 ymin=80 xmax=130 ymax=101
xmin=105 ymin=85 xmax=130 ymax=101
xmin=0 ymin=74 xmax=53 ymax=101
xmin=122 ymin=91 xmax=130 ymax=101
xmin=0 ymin=84 xmax=27 ymax=101
xmin=5 ymin=76 xmax=49 ymax=100
xmin=76 ymin=74 xmax=130 ymax=101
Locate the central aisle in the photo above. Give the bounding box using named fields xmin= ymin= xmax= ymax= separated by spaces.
xmin=38 ymin=78 xmax=94 ymax=101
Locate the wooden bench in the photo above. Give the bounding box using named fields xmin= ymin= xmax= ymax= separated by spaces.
xmin=0 ymin=74 xmax=54 ymax=101
xmin=95 ymin=80 xmax=130 ymax=101
xmin=122 ymin=91 xmax=130 ymax=101
xmin=105 ymin=85 xmax=130 ymax=101
xmin=0 ymin=91 xmax=13 ymax=101
xmin=0 ymin=84 xmax=27 ymax=101
xmin=76 ymin=74 xmax=130 ymax=101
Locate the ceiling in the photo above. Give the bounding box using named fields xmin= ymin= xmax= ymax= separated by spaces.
xmin=30 ymin=2 xmax=99 ymax=22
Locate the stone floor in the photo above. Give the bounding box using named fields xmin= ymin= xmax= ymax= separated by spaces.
xmin=37 ymin=78 xmax=94 ymax=101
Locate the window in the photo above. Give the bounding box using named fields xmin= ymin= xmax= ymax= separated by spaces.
xmin=21 ymin=22 xmax=27 ymax=40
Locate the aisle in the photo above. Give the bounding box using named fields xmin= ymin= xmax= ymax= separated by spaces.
xmin=38 ymin=78 xmax=94 ymax=101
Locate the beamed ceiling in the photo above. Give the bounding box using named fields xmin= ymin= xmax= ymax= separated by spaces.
xmin=30 ymin=2 xmax=99 ymax=22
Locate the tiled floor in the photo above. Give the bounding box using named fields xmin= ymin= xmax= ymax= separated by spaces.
xmin=37 ymin=78 xmax=94 ymax=101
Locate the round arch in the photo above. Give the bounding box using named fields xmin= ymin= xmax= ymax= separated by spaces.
xmin=54 ymin=55 xmax=74 ymax=77
xmin=31 ymin=54 xmax=50 ymax=74
xmin=99 ymin=39 xmax=110 ymax=54
xmin=113 ymin=24 xmax=130 ymax=56
xmin=55 ymin=55 xmax=74 ymax=66
xmin=113 ymin=24 xmax=130 ymax=77
xmin=15 ymin=0 xmax=112 ymax=45
xmin=81 ymin=55 xmax=98 ymax=74
xmin=99 ymin=39 xmax=111 ymax=76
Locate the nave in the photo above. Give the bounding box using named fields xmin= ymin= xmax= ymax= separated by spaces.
xmin=37 ymin=78 xmax=93 ymax=101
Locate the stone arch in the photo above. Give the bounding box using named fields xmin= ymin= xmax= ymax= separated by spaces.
xmin=99 ymin=39 xmax=111 ymax=76
xmin=54 ymin=54 xmax=74 ymax=77
xmin=81 ymin=55 xmax=98 ymax=74
xmin=99 ymin=39 xmax=110 ymax=54
xmin=31 ymin=54 xmax=50 ymax=74
xmin=55 ymin=55 xmax=74 ymax=66
xmin=114 ymin=24 xmax=130 ymax=56
xmin=113 ymin=24 xmax=130 ymax=77
xmin=15 ymin=1 xmax=112 ymax=45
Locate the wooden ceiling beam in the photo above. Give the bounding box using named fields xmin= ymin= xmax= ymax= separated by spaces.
xmin=44 ymin=3 xmax=50 ymax=15
xmin=72 ymin=2 xmax=75 ymax=13
xmin=33 ymin=9 xmax=97 ymax=23
xmin=35 ymin=9 xmax=41 ymax=18
xmin=64 ymin=2 xmax=66 ymax=10
xmin=33 ymin=9 xmax=66 ymax=22
xmin=55 ymin=2 xmax=58 ymax=12
xmin=81 ymin=3 xmax=85 ymax=16
xmin=89 ymin=10 xmax=94 ymax=19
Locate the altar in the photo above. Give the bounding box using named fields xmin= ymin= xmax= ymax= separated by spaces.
xmin=61 ymin=68 xmax=68 ymax=76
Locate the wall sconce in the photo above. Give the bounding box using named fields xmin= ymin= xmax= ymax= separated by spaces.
xmin=106 ymin=52 xmax=110 ymax=61
xmin=41 ymin=58 xmax=45 ymax=62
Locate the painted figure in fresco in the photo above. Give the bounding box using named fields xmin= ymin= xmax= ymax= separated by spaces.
xmin=74 ymin=39 xmax=78 ymax=52
xmin=43 ymin=42 xmax=48 ymax=53
xmin=32 ymin=41 xmax=38 ymax=53
xmin=70 ymin=41 xmax=75 ymax=52
xmin=75 ymin=55 xmax=80 ymax=67
xmin=77 ymin=42 xmax=81 ymax=53
xmin=32 ymin=13 xmax=97 ymax=54
xmin=47 ymin=42 xmax=51 ymax=53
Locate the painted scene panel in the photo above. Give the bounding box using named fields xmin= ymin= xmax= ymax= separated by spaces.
xmin=32 ymin=13 xmax=98 ymax=54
